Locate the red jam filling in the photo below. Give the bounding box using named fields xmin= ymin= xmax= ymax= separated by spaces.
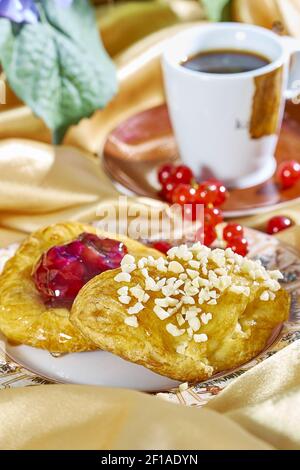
xmin=33 ymin=233 xmax=128 ymax=308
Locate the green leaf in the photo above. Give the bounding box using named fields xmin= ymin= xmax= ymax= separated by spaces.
xmin=0 ymin=1 xmax=117 ymax=143
xmin=42 ymin=0 xmax=106 ymax=55
xmin=0 ymin=19 xmax=14 ymax=56
xmin=202 ymin=0 xmax=232 ymax=22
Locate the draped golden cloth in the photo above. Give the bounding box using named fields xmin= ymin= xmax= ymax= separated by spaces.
xmin=1 ymin=1 xmax=300 ymax=450
xmin=1 ymin=340 xmax=300 ymax=449
xmin=233 ymin=0 xmax=300 ymax=38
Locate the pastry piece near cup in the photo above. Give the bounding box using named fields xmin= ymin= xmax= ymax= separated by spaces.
xmin=71 ymin=244 xmax=290 ymax=382
xmin=0 ymin=222 xmax=161 ymax=353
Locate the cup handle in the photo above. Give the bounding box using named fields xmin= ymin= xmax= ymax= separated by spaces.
xmin=281 ymin=36 xmax=300 ymax=102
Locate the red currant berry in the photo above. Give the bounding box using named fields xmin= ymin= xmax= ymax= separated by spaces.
xmin=266 ymin=216 xmax=293 ymax=235
xmin=174 ymin=165 xmax=194 ymax=184
xmin=171 ymin=183 xmax=196 ymax=205
xmin=197 ymin=180 xmax=228 ymax=207
xmin=192 ymin=184 xmax=208 ymax=204
xmin=204 ymin=225 xmax=217 ymax=247
xmin=216 ymin=191 xmax=228 ymax=207
xmin=159 ymin=189 xmax=173 ymax=203
xmin=223 ymin=223 xmax=244 ymax=242
xmin=210 ymin=180 xmax=229 ymax=207
xmin=227 ymin=237 xmax=249 ymax=257
xmin=204 ymin=207 xmax=224 ymax=228
xmin=160 ymin=176 xmax=177 ymax=202
xmin=277 ymin=160 xmax=300 ymax=189
xmin=158 ymin=164 xmax=174 ymax=185
xmin=183 ymin=204 xmax=200 ymax=222
xmin=151 ymin=240 xmax=172 ymax=254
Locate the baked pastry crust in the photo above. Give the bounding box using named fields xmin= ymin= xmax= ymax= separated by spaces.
xmin=71 ymin=244 xmax=290 ymax=382
xmin=0 ymin=222 xmax=161 ymax=353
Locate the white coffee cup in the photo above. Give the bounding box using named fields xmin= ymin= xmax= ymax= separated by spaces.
xmin=162 ymin=23 xmax=300 ymax=188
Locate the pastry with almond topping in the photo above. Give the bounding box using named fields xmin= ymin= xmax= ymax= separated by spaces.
xmin=71 ymin=243 xmax=290 ymax=382
xmin=0 ymin=222 xmax=161 ymax=353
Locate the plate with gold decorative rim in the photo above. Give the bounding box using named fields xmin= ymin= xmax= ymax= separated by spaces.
xmin=0 ymin=228 xmax=299 ymax=400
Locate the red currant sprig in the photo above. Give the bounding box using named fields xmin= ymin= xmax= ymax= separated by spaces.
xmin=157 ymin=163 xmax=247 ymax=251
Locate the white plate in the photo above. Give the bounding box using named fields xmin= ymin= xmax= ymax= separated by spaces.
xmin=3 ymin=342 xmax=179 ymax=392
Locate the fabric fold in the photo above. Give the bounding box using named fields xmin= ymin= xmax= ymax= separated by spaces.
xmin=0 ymin=384 xmax=273 ymax=450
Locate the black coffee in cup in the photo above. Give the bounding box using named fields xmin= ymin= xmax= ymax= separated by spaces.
xmin=182 ymin=49 xmax=270 ymax=74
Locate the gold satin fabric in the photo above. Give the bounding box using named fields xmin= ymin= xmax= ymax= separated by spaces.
xmin=0 ymin=8 xmax=300 ymax=451
xmin=233 ymin=0 xmax=300 ymax=38
xmin=0 ymin=139 xmax=118 ymax=242
xmin=1 ymin=339 xmax=300 ymax=449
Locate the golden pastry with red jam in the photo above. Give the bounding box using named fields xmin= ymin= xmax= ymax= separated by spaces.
xmin=71 ymin=243 xmax=290 ymax=382
xmin=0 ymin=222 xmax=161 ymax=353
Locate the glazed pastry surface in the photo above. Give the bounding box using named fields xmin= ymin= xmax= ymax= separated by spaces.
xmin=71 ymin=244 xmax=290 ymax=381
xmin=0 ymin=222 xmax=161 ymax=353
